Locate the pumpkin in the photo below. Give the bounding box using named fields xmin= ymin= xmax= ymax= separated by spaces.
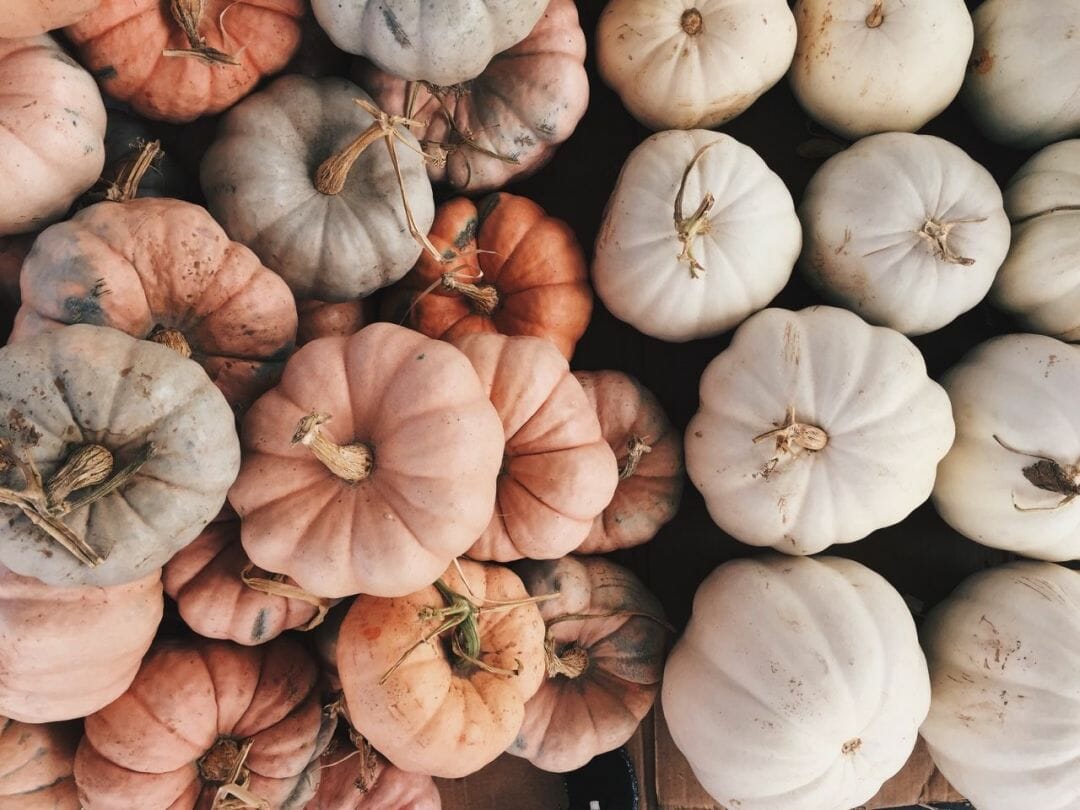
xmin=509 ymin=556 xmax=668 ymax=773
xmin=357 ymin=0 xmax=588 ymax=193
xmin=305 ymin=742 xmax=441 ymax=810
xmin=0 ymin=36 xmax=106 ymax=237
xmin=789 ymin=0 xmax=973 ymax=140
xmin=593 ymin=130 xmax=801 ymax=342
xmin=10 ymin=197 xmax=298 ymax=415
xmin=799 ymin=133 xmax=1010 ymax=336
xmin=297 ymin=299 xmax=373 ymax=346
xmin=685 ymin=306 xmax=955 ymax=555
xmin=573 ymin=371 xmax=683 ymax=554
xmin=0 ymin=562 xmax=162 ymax=723
xmin=663 ymin=555 xmax=930 ymax=810
xmin=0 ymin=716 xmax=79 ymax=809
xmin=163 ymin=517 xmax=329 ymax=646
xmin=383 ymin=193 xmax=591 ymax=360
xmin=229 ymin=323 xmax=503 ymax=599
xmin=453 ymin=334 xmax=619 ymax=562
xmin=85 ymin=111 xmax=192 ymax=203
xmin=991 ymin=139 xmax=1080 ymax=340
xmin=962 ymin=0 xmax=1080 ymax=149
xmin=201 ymin=75 xmax=435 ymax=302
xmin=74 ymin=637 xmax=336 ymax=810
xmin=0 ymin=324 xmax=240 ymax=587
xmin=336 ymin=559 xmax=546 ymax=778
xmin=0 ymin=237 xmax=28 ymax=345
xmin=65 ymin=0 xmax=304 ymax=124
xmin=312 ymin=0 xmax=546 ymax=87
xmin=596 ymin=0 xmax=796 ymax=131
xmin=933 ymin=334 xmax=1080 ymax=560
xmin=4 ymin=0 xmax=100 ymax=37
xmin=920 ymin=561 xmax=1080 ymax=810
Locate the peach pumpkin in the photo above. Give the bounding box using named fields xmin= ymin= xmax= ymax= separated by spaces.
xmin=297 ymin=299 xmax=373 ymax=346
xmin=0 ymin=716 xmax=80 ymax=809
xmin=3 ymin=0 xmax=100 ymax=37
xmin=305 ymin=742 xmax=441 ymax=810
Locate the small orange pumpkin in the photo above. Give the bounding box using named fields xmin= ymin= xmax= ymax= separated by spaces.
xmin=297 ymin=299 xmax=373 ymax=346
xmin=305 ymin=741 xmax=441 ymax=810
xmin=0 ymin=716 xmax=80 ymax=809
xmin=574 ymin=371 xmax=684 ymax=553
xmin=382 ymin=193 xmax=592 ymax=360
xmin=66 ymin=0 xmax=304 ymax=124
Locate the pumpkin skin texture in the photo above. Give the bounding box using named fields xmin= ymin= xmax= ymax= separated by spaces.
xmin=10 ymin=198 xmax=298 ymax=415
xmin=0 ymin=325 xmax=240 ymax=588
xmin=0 ymin=36 xmax=106 ymax=237
xmin=962 ymin=0 xmax=1080 ymax=149
xmin=663 ymin=555 xmax=930 ymax=810
xmin=357 ymin=0 xmax=588 ymax=193
xmin=596 ymin=0 xmax=796 ymax=131
xmin=74 ymin=637 xmax=335 ymax=810
xmin=799 ymin=133 xmax=1010 ymax=336
xmin=297 ymin=299 xmax=373 ymax=345
xmin=162 ymin=519 xmax=322 ymax=646
xmin=312 ymin=0 xmax=546 ymax=87
xmin=573 ymin=371 xmax=683 ymax=554
xmin=304 ymin=746 xmax=441 ymax=810
xmin=453 ymin=334 xmax=618 ymax=562
xmin=789 ymin=0 xmax=973 ymax=140
xmin=593 ymin=130 xmax=800 ymax=342
xmin=229 ymin=323 xmax=504 ymax=599
xmin=0 ymin=716 xmax=80 ymax=809
xmin=685 ymin=306 xmax=955 ymax=555
xmin=336 ymin=560 xmax=546 ymax=778
xmin=933 ymin=334 xmax=1080 ymax=561
xmin=510 ymin=557 xmax=667 ymax=773
xmin=0 ymin=562 xmax=162 ymax=724
xmin=383 ymin=194 xmax=591 ymax=360
xmin=920 ymin=561 xmax=1080 ymax=810
xmin=0 ymin=237 xmax=29 ymax=345
xmin=201 ymin=75 xmax=434 ymax=303
xmin=65 ymin=0 xmax=304 ymax=124
xmin=3 ymin=0 xmax=100 ymax=37
xmin=991 ymin=140 xmax=1080 ymax=340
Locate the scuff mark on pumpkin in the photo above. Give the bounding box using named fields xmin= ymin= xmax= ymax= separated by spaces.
xmin=381 ymin=8 xmax=412 ymax=48
xmin=94 ymin=65 xmax=118 ymax=81
xmin=251 ymin=608 xmax=268 ymax=642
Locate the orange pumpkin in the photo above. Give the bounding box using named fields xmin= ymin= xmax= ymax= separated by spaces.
xmin=229 ymin=323 xmax=504 ymax=599
xmin=383 ymin=193 xmax=592 ymax=360
xmin=65 ymin=0 xmax=304 ymax=124
xmin=0 ymin=563 xmax=162 ymax=723
xmin=0 ymin=237 xmax=28 ymax=344
xmin=0 ymin=716 xmax=80 ymax=809
xmin=336 ymin=560 xmax=546 ymax=778
xmin=305 ymin=742 xmax=441 ymax=810
xmin=74 ymin=637 xmax=335 ymax=809
xmin=4 ymin=0 xmax=100 ymax=37
xmin=573 ymin=371 xmax=684 ymax=553
xmin=297 ymin=299 xmax=373 ymax=346
xmin=10 ymin=197 xmax=298 ymax=414
xmin=454 ymin=333 xmax=618 ymax=561
xmin=510 ymin=556 xmax=668 ymax=773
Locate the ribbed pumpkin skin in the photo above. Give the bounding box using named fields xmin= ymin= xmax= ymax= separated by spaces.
xmin=65 ymin=0 xmax=304 ymax=124
xmin=296 ymin=300 xmax=373 ymax=346
xmin=0 ymin=716 xmax=80 ymax=809
xmin=304 ymin=746 xmax=441 ymax=810
xmin=0 ymin=563 xmax=162 ymax=723
xmin=74 ymin=638 xmax=335 ymax=810
xmin=4 ymin=0 xmax=100 ymax=37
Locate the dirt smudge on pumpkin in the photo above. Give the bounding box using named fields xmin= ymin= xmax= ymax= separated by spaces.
xmin=972 ymin=48 xmax=994 ymax=75
xmin=251 ymin=608 xmax=268 ymax=643
xmin=781 ymin=322 xmax=801 ymax=366
xmin=93 ymin=65 xmax=118 ymax=81
xmin=381 ymin=8 xmax=412 ymax=48
xmin=454 ymin=218 xmax=478 ymax=250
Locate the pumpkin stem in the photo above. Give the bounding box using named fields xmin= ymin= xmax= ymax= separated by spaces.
xmin=866 ymin=0 xmax=885 ymax=28
xmin=545 ymin=638 xmax=590 ymax=679
xmin=618 ymin=436 xmax=653 ymax=480
xmin=240 ymin=564 xmax=333 ymax=630
xmin=674 ymin=141 xmax=723 ymax=279
xmin=165 ymin=0 xmax=240 ymax=66
xmin=104 ymin=140 xmax=162 ymax=203
xmin=292 ymin=412 xmax=374 ymax=483
xmin=203 ymin=737 xmax=269 ymax=810
xmin=441 ymin=271 xmax=500 ymax=315
xmin=43 ymin=444 xmax=113 ymax=508
xmin=753 ymin=405 xmax=828 ymax=478
xmin=148 ymin=325 xmax=193 ymax=359
xmin=993 ymin=434 xmax=1080 ymax=511
xmin=681 ymin=8 xmax=704 ymax=36
xmin=410 ymin=84 xmax=522 ymax=169
xmin=917 ymin=217 xmax=985 ymax=266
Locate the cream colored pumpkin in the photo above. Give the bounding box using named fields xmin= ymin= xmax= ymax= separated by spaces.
xmin=593 ymin=130 xmax=800 ymax=342
xmin=789 ymin=0 xmax=973 ymax=140
xmin=663 ymin=555 xmax=930 ymax=810
xmin=933 ymin=334 xmax=1080 ymax=560
xmin=686 ymin=306 xmax=954 ymax=555
xmin=4 ymin=0 xmax=99 ymax=37
xmin=963 ymin=0 xmax=1080 ymax=149
xmin=596 ymin=0 xmax=796 ymax=131
xmin=799 ymin=133 xmax=1010 ymax=336
xmin=920 ymin=561 xmax=1080 ymax=810
xmin=991 ymin=140 xmax=1080 ymax=340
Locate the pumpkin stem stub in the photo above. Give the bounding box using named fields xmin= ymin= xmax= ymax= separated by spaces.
xmin=104 ymin=140 xmax=162 ymax=203
xmin=44 ymin=444 xmax=113 ymax=508
xmin=842 ymin=737 xmax=862 ymax=755
xmin=619 ymin=436 xmax=653 ymax=480
xmin=441 ymin=272 xmax=500 ymax=315
xmin=292 ymin=412 xmax=374 ymax=483
xmin=753 ymin=406 xmax=828 ymax=480
xmin=681 ymin=8 xmax=704 ymax=36
xmin=675 ymin=141 xmax=723 ymax=278
xmin=993 ymin=434 xmax=1080 ymax=511
xmin=866 ymin=1 xmax=884 ymax=28
xmin=148 ymin=325 xmax=193 ymax=359
xmin=166 ymin=0 xmax=240 ymax=66
xmin=918 ymin=218 xmax=985 ymax=266
xmin=545 ymin=639 xmax=590 ymax=679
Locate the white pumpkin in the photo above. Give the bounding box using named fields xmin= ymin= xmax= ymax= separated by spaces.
xmin=920 ymin=560 xmax=1080 ymax=810
xmin=663 ymin=555 xmax=930 ymax=810
xmin=596 ymin=0 xmax=796 ymax=131
xmin=201 ymin=75 xmax=434 ymax=303
xmin=799 ymin=132 xmax=1010 ymax=336
xmin=593 ymin=130 xmax=800 ymax=342
xmin=962 ymin=0 xmax=1080 ymax=149
xmin=789 ymin=0 xmax=973 ymax=140
xmin=311 ymin=0 xmax=546 ymax=87
xmin=685 ymin=306 xmax=954 ymax=555
xmin=991 ymin=140 xmax=1080 ymax=340
xmin=933 ymin=334 xmax=1080 ymax=561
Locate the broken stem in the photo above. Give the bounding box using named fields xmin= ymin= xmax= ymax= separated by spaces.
xmin=675 ymin=142 xmax=722 ymax=278
xmin=618 ymin=436 xmax=653 ymax=480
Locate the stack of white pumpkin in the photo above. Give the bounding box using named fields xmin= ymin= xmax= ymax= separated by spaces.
xmin=593 ymin=0 xmax=1080 ymax=808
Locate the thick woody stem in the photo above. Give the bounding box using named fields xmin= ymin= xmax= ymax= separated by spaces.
xmin=619 ymin=436 xmax=653 ymax=480
xmin=314 ymin=125 xmax=387 ymax=196
xmin=866 ymin=0 xmax=884 ymax=27
xmin=165 ymin=0 xmax=240 ymax=65
xmin=681 ymin=8 xmax=704 ymax=36
xmin=441 ymin=272 xmax=499 ymax=315
xmin=148 ymin=326 xmax=193 ymax=359
xmin=291 ymin=413 xmax=373 ymax=483
xmin=44 ymin=445 xmax=113 ymax=508
xmin=106 ymin=140 xmax=162 ymax=202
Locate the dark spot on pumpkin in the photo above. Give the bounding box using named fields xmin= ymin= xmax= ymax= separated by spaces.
xmin=381 ymin=7 xmax=412 ymax=47
xmin=416 ymin=353 xmax=425 ymax=360
xmin=251 ymin=608 xmax=268 ymax=642
xmin=6 ymin=409 xmax=41 ymax=447
xmin=94 ymin=65 xmax=118 ymax=81
xmin=510 ymin=733 xmax=527 ymax=751
xmin=363 ymin=625 xmax=381 ymax=641
xmin=63 ymin=294 xmax=105 ymax=324
xmin=972 ymin=48 xmax=994 ymax=74
xmin=53 ymin=377 xmax=66 ymax=395
xmin=535 ymin=121 xmax=556 ymax=137
xmin=454 ymin=218 xmax=478 ymax=250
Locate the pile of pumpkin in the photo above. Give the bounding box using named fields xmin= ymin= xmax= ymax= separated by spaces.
xmin=2 ymin=0 xmax=1080 ymax=809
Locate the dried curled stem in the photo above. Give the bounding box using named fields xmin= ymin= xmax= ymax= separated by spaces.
xmin=753 ymin=406 xmax=828 ymax=480
xmin=994 ymin=434 xmax=1080 ymax=511
xmin=441 ymin=271 xmax=499 ymax=315
xmin=866 ymin=0 xmax=885 ymax=27
xmin=292 ymin=413 xmax=373 ymax=483
xmin=675 ymin=141 xmax=723 ymax=278
xmin=165 ymin=0 xmax=240 ymax=65
xmin=240 ymin=564 xmax=332 ymax=630
xmin=917 ymin=217 xmax=986 ymax=266
xmin=105 ymin=139 xmax=162 ymax=202
xmin=619 ymin=436 xmax=653 ymax=480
